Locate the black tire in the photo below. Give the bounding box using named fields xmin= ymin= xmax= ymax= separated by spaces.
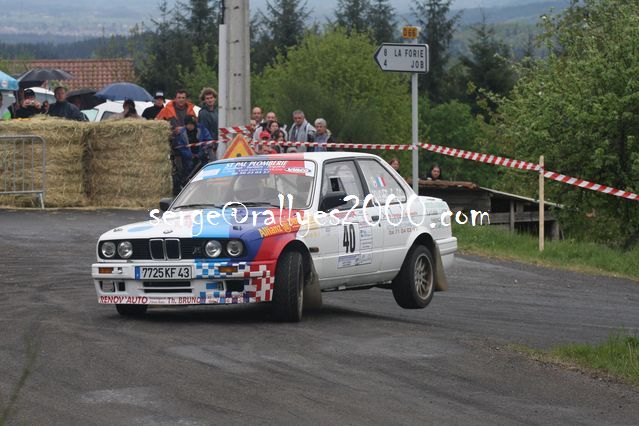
xmin=392 ymin=245 xmax=435 ymax=309
xmin=272 ymin=250 xmax=304 ymax=322
xmin=116 ymin=304 xmax=148 ymax=316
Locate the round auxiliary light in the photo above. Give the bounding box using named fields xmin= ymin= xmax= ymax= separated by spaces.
xmin=117 ymin=241 xmax=133 ymax=259
xmin=226 ymin=240 xmax=244 ymax=257
xmin=101 ymin=242 xmax=116 ymax=258
xmin=205 ymin=240 xmax=223 ymax=258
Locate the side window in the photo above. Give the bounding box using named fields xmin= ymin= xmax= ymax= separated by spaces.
xmin=321 ymin=161 xmax=365 ymax=210
xmin=358 ymin=160 xmax=407 ymax=203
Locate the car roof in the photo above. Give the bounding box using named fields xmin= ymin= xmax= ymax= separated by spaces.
xmin=218 ymin=152 xmax=383 ymax=164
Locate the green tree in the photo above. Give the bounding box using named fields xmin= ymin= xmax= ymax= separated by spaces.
xmin=334 ymin=0 xmax=371 ymax=36
xmin=253 ymin=30 xmax=411 ymax=149
xmin=420 ymin=100 xmax=497 ymax=184
xmin=495 ymin=0 xmax=639 ymax=247
xmin=252 ymin=0 xmax=310 ymax=73
xmin=178 ymin=45 xmax=218 ymax=103
xmin=367 ymin=0 xmax=396 ymax=44
xmin=461 ymin=20 xmax=517 ymax=115
xmin=412 ymin=0 xmax=460 ymax=103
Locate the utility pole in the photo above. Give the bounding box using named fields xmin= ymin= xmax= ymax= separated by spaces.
xmin=220 ymin=0 xmax=251 ymax=156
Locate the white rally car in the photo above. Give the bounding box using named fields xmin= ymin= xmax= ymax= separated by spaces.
xmin=92 ymin=152 xmax=457 ymax=321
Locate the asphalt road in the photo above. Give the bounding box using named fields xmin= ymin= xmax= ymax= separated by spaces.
xmin=1 ymin=209 xmax=638 ymax=425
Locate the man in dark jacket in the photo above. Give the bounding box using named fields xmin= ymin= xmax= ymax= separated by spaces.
xmin=142 ymin=91 xmax=165 ymax=120
xmin=14 ymin=88 xmax=45 ymax=119
xmin=48 ymin=86 xmax=86 ymax=121
xmin=197 ymin=87 xmax=218 ymax=161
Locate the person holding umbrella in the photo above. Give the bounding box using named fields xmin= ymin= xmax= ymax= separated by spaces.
xmin=48 ymin=86 xmax=86 ymax=121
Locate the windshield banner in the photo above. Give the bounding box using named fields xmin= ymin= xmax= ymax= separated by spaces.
xmin=196 ymin=160 xmax=316 ymax=181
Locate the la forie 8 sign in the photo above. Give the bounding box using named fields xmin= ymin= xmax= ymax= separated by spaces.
xmin=374 ymin=43 xmax=429 ymax=74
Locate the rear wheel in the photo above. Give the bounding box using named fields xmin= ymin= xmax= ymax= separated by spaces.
xmin=272 ymin=251 xmax=304 ymax=322
xmin=392 ymin=245 xmax=435 ymax=309
xmin=116 ymin=304 xmax=148 ymax=316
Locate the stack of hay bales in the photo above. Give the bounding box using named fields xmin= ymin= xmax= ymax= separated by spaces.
xmin=0 ymin=116 xmax=90 ymax=206
xmin=0 ymin=116 xmax=172 ymax=208
xmin=88 ymin=120 xmax=172 ymax=207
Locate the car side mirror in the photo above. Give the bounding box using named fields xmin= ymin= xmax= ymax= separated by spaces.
xmin=320 ymin=191 xmax=348 ymax=212
xmin=159 ymin=197 xmax=173 ymax=212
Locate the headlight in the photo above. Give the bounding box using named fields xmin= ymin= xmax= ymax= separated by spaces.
xmin=101 ymin=242 xmax=116 ymax=258
xmin=205 ymin=240 xmax=222 ymax=258
xmin=226 ymin=240 xmax=244 ymax=257
xmin=117 ymin=241 xmax=133 ymax=259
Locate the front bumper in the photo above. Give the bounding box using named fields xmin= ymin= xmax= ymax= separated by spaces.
xmin=91 ymin=260 xmax=276 ymax=305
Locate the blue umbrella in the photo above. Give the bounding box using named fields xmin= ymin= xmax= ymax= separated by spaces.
xmin=0 ymin=70 xmax=18 ymax=91
xmin=96 ymin=82 xmax=153 ymax=102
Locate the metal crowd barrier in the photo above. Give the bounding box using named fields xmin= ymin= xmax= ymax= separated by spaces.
xmin=0 ymin=135 xmax=46 ymax=209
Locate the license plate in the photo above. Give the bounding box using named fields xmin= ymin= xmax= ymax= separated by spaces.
xmin=135 ymin=266 xmax=192 ymax=280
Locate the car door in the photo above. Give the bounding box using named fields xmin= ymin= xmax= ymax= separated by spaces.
xmin=356 ymin=159 xmax=411 ymax=278
xmin=317 ymin=159 xmax=377 ymax=287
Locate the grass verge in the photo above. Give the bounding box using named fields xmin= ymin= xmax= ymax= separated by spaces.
xmin=511 ymin=333 xmax=639 ymax=386
xmin=453 ymin=224 xmax=639 ymax=281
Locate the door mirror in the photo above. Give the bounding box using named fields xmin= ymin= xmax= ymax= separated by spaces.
xmin=159 ymin=197 xmax=173 ymax=212
xmin=320 ymin=191 xmax=348 ymax=212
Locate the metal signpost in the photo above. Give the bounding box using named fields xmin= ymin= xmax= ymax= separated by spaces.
xmin=374 ymin=30 xmax=429 ymax=192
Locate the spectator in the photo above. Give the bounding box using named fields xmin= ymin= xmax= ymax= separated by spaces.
xmin=155 ymin=89 xmax=197 ymax=195
xmin=176 ymin=115 xmax=212 ymax=182
xmin=142 ymin=91 xmax=165 ymax=120
xmin=0 ymin=92 xmax=10 ymax=120
xmin=389 ymin=158 xmax=400 ymax=171
xmin=197 ymin=87 xmax=219 ymax=161
xmin=251 ymin=106 xmax=267 ymax=139
xmin=313 ymin=118 xmax=334 ymax=152
xmin=271 ymin=129 xmax=286 ymax=153
xmin=265 ymin=111 xmax=277 ymax=122
xmin=287 ymin=110 xmax=315 ymax=152
xmin=109 ymin=99 xmax=142 ymax=120
xmin=251 ymin=106 xmax=263 ymax=127
xmin=256 ymin=131 xmax=276 ymax=155
xmin=14 ymin=88 xmax=44 ymax=119
xmin=8 ymin=88 xmax=24 ymax=118
xmin=47 ymin=86 xmax=86 ymax=121
xmin=156 ymin=89 xmax=197 ymax=134
xmin=427 ymin=164 xmax=442 ymax=181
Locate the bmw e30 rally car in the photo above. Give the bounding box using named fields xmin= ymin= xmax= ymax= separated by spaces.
xmin=92 ymin=152 xmax=457 ymax=321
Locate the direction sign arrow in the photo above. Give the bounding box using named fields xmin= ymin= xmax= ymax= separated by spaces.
xmin=374 ymin=43 xmax=429 ymax=73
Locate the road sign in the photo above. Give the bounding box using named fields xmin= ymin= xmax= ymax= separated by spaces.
xmin=374 ymin=43 xmax=429 ymax=74
xmin=402 ymin=26 xmax=419 ymax=40
xmin=222 ymin=134 xmax=255 ymax=159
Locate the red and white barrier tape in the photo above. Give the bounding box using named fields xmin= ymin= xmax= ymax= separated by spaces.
xmin=251 ymin=140 xmax=417 ymax=150
xmin=542 ymin=171 xmax=638 ymax=201
xmin=219 ymin=126 xmax=253 ymax=136
xmin=419 ymin=142 xmax=539 ymax=171
xmin=418 ymin=142 xmax=637 ymax=201
xmin=172 ymin=135 xmax=638 ymax=201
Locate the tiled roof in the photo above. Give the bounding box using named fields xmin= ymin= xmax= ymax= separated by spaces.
xmin=11 ymin=59 xmax=136 ymax=91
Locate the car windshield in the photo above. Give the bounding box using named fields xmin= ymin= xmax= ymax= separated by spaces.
xmin=172 ymin=159 xmax=316 ymax=210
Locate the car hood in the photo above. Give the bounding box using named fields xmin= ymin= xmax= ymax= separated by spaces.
xmin=98 ymin=208 xmax=305 ymax=242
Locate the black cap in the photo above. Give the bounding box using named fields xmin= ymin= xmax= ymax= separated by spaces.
xmin=154 ymin=91 xmax=165 ymax=100
xmin=24 ymin=88 xmax=35 ymax=97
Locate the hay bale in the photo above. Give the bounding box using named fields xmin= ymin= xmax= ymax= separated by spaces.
xmin=88 ymin=119 xmax=172 ymax=207
xmin=0 ymin=116 xmax=90 ymax=207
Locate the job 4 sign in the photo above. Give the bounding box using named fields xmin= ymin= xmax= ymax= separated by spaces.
xmin=374 ymin=43 xmax=429 ymax=73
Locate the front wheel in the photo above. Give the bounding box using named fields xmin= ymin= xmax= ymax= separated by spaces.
xmin=392 ymin=245 xmax=435 ymax=309
xmin=272 ymin=251 xmax=304 ymax=322
xmin=116 ymin=304 xmax=148 ymax=316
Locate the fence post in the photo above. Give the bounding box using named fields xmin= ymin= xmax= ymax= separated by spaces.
xmin=539 ymin=155 xmax=545 ymax=252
